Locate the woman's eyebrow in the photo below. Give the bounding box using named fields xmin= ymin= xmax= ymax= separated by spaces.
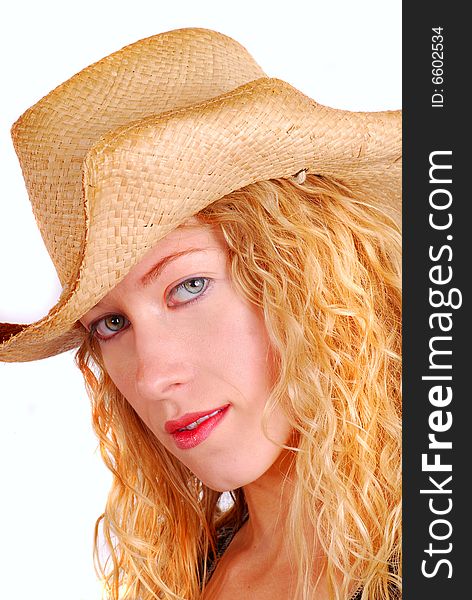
xmin=139 ymin=248 xmax=209 ymax=288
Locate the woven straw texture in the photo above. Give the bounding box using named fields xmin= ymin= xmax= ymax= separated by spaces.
xmin=0 ymin=28 xmax=401 ymax=362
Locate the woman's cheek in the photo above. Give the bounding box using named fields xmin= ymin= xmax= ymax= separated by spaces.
xmin=104 ymin=351 xmax=136 ymax=402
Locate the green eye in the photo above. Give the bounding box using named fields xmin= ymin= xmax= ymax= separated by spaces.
xmin=104 ymin=315 xmax=126 ymax=331
xmin=91 ymin=314 xmax=129 ymax=340
xmin=168 ymin=277 xmax=210 ymax=305
xmin=183 ymin=278 xmax=206 ymax=294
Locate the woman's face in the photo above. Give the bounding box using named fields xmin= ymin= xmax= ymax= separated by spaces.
xmin=81 ymin=221 xmax=292 ymax=491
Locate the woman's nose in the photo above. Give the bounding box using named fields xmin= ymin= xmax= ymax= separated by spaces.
xmin=133 ymin=326 xmax=195 ymax=400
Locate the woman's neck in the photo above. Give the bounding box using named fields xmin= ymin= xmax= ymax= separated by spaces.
xmin=239 ymin=447 xmax=297 ymax=553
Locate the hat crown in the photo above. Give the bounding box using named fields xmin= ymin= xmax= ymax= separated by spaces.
xmin=11 ymin=28 xmax=266 ymax=286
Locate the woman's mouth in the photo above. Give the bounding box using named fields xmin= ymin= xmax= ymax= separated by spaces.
xmin=165 ymin=404 xmax=230 ymax=450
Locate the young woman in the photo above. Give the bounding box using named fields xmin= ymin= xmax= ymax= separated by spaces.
xmin=0 ymin=28 xmax=401 ymax=599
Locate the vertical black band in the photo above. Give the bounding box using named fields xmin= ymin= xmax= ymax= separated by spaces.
xmin=403 ymin=4 xmax=468 ymax=598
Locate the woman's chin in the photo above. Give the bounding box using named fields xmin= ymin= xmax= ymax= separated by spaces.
xmin=193 ymin=469 xmax=246 ymax=493
xmin=193 ymin=451 xmax=289 ymax=493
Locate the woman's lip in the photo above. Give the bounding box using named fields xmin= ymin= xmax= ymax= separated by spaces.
xmin=164 ymin=403 xmax=230 ymax=434
xmin=168 ymin=405 xmax=230 ymax=450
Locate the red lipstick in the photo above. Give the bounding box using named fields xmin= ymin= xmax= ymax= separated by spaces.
xmin=165 ymin=404 xmax=230 ymax=450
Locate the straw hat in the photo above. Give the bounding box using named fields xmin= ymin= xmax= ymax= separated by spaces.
xmin=0 ymin=27 xmax=401 ymax=362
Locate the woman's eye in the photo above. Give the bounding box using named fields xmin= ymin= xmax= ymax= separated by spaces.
xmin=91 ymin=314 xmax=129 ymax=340
xmin=168 ymin=277 xmax=210 ymax=306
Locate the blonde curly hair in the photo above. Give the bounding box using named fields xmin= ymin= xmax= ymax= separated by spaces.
xmin=76 ymin=174 xmax=402 ymax=599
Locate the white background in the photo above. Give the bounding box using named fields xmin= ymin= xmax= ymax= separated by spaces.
xmin=0 ymin=1 xmax=401 ymax=598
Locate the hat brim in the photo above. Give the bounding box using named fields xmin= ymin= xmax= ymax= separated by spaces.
xmin=1 ymin=77 xmax=401 ymax=362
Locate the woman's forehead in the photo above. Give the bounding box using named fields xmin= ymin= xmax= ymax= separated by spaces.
xmin=117 ymin=221 xmax=226 ymax=289
xmin=135 ymin=221 xmax=226 ymax=274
